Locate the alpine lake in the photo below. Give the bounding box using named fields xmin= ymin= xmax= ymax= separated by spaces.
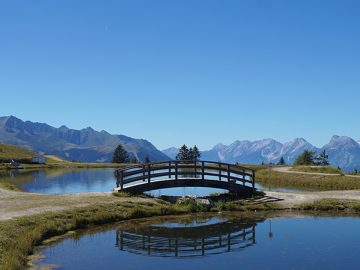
xmin=1 ymin=168 xmax=359 ymax=269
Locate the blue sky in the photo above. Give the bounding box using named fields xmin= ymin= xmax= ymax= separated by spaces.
xmin=1 ymin=0 xmax=359 ymax=150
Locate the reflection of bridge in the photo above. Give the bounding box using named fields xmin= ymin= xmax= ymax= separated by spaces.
xmin=115 ymin=160 xmax=256 ymax=194
xmin=115 ymin=217 xmax=263 ymax=258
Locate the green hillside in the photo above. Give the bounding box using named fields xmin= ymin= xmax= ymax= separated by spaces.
xmin=0 ymin=143 xmax=36 ymax=162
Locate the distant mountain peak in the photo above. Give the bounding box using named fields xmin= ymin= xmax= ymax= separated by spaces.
xmin=0 ymin=115 xmax=169 ymax=163
xmin=84 ymin=126 xmax=95 ymax=131
xmin=161 ymin=147 xmax=179 ymax=160
xmin=328 ymin=135 xmax=357 ymax=146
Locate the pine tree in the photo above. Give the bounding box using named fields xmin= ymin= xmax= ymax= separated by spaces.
xmin=176 ymin=144 xmax=190 ymax=161
xmin=144 ymin=154 xmax=150 ymax=163
xmin=294 ymin=150 xmax=315 ymax=165
xmin=314 ymin=150 xmax=330 ymax=166
xmin=277 ymin=156 xmax=286 ymax=165
xmin=112 ymin=144 xmax=130 ymax=163
xmin=191 ymin=145 xmax=201 ymax=161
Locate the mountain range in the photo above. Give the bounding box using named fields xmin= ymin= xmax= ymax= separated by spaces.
xmin=163 ymin=136 xmax=360 ymax=172
xmin=1 ymin=116 xmax=359 ymax=172
xmin=0 ymin=116 xmax=169 ymax=163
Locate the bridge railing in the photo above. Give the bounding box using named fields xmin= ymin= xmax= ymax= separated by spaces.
xmin=116 ymin=225 xmax=256 ymax=257
xmin=115 ymin=160 xmax=255 ymax=192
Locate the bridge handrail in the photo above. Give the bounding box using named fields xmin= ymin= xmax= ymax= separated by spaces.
xmin=115 ymin=160 xmax=256 ymax=192
xmin=116 ymin=160 xmax=254 ymax=173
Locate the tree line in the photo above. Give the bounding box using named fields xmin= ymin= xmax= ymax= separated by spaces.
xmin=112 ymin=143 xmax=201 ymax=164
xmin=275 ymin=150 xmax=330 ymax=166
xmin=113 ymin=143 xmax=340 ymax=170
xmin=112 ymin=144 xmax=150 ymax=164
xmin=176 ymin=144 xmax=201 ymax=161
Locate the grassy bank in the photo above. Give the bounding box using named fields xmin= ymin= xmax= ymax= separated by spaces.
xmin=256 ymin=169 xmax=360 ymax=191
xmin=0 ymin=144 xmax=35 ymax=163
xmin=0 ymin=161 xmax=132 ymax=171
xmin=0 ymin=196 xmax=278 ymax=270
xmin=291 ymin=166 xmax=342 ymax=174
xmin=297 ymin=199 xmax=360 ymax=212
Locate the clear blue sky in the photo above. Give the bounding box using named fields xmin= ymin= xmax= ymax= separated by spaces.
xmin=1 ymin=0 xmax=359 ymax=150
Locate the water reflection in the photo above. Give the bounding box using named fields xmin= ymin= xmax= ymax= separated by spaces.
xmin=115 ymin=216 xmax=264 ymax=258
xmin=33 ymin=215 xmax=360 ymax=270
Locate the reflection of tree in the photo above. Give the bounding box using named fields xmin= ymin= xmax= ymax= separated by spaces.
xmin=115 ymin=216 xmax=265 ymax=258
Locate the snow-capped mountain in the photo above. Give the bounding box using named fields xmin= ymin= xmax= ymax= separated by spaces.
xmin=280 ymin=138 xmax=318 ymax=164
xmin=322 ymin=136 xmax=360 ymax=172
xmin=201 ymin=138 xmax=313 ymax=164
xmin=163 ymin=136 xmax=360 ymax=172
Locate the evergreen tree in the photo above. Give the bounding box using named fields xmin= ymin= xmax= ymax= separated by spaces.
xmin=314 ymin=150 xmax=330 ymax=166
xmin=176 ymin=144 xmax=201 ymax=161
xmin=131 ymin=156 xmax=138 ymax=163
xmin=294 ymin=150 xmax=315 ymax=165
xmin=176 ymin=144 xmax=190 ymax=161
xmin=112 ymin=144 xmax=130 ymax=163
xmin=144 ymin=154 xmax=150 ymax=163
xmin=191 ymin=145 xmax=201 ymax=161
xmin=277 ymin=156 xmax=286 ymax=165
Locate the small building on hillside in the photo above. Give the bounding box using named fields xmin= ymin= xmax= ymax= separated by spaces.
xmin=31 ymin=156 xmax=46 ymax=164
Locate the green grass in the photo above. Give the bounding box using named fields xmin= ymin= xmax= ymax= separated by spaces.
xmin=211 ymin=200 xmax=280 ymax=212
xmin=0 ymin=181 xmax=20 ymax=191
xmin=0 ymin=144 xmax=35 ymax=163
xmin=256 ymin=169 xmax=360 ymax=191
xmin=296 ymin=199 xmax=360 ymax=212
xmin=291 ymin=166 xmax=342 ymax=174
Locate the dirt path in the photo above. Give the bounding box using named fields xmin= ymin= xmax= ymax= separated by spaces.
xmin=262 ymin=190 xmax=360 ymax=207
xmin=273 ymin=166 xmax=360 ymax=178
xmin=0 ymin=188 xmax=155 ymax=221
xmin=2 ymin=187 xmax=360 ymax=221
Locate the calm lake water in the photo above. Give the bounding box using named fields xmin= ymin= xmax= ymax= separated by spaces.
xmin=0 ymin=168 xmax=300 ymax=195
xmin=33 ymin=214 xmax=360 ymax=270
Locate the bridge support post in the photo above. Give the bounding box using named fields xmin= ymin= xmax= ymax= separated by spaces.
xmin=120 ymin=171 xmax=123 ymax=190
xmin=227 ymin=164 xmax=230 ymax=183
xmin=194 ymin=160 xmax=197 ymax=178
xmin=227 ymin=164 xmax=232 ymax=191
xmin=243 ymin=169 xmax=246 ymax=186
xmin=169 ymin=161 xmax=171 ymax=178
xmin=218 ymin=163 xmax=221 ymax=181
xmin=252 ymin=171 xmax=256 ymax=192
xmin=252 ymin=225 xmax=256 ymax=244
xmin=201 ymin=161 xmax=205 ymax=181
xmin=175 ymin=161 xmax=178 ymax=181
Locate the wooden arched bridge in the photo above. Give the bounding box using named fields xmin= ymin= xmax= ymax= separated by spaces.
xmin=115 ymin=160 xmax=256 ymax=194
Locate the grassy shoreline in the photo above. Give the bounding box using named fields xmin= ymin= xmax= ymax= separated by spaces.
xmin=0 ymin=162 xmax=131 ymax=171
xmin=291 ymin=166 xmax=342 ymax=174
xmin=256 ymin=169 xmax=360 ymax=191
xmin=0 ymin=197 xmax=279 ymax=270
